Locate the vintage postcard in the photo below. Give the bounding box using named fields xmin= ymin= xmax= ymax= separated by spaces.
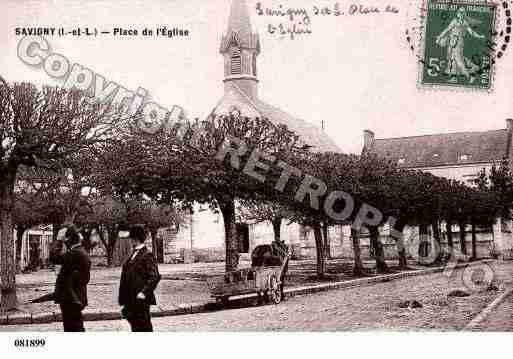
xmin=1 ymin=0 xmax=513 ymax=352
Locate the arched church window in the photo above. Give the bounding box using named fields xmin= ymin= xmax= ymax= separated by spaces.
xmin=231 ymin=47 xmax=242 ymax=75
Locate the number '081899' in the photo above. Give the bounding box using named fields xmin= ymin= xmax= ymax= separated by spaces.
xmin=14 ymin=338 xmax=46 ymax=348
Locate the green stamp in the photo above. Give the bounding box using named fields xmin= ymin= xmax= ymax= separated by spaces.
xmin=421 ymin=0 xmax=497 ymax=89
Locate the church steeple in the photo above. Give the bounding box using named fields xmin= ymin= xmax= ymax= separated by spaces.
xmin=220 ymin=0 xmax=260 ymax=100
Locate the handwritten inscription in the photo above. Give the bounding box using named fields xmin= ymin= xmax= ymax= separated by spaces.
xmin=256 ymin=2 xmax=400 ymax=39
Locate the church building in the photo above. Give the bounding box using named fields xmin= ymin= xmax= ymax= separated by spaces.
xmin=164 ymin=0 xmax=341 ymax=263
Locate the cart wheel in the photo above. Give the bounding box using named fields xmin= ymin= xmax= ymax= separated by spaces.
xmin=269 ymin=274 xmax=282 ymax=304
xmin=262 ymin=290 xmax=270 ymax=304
xmin=257 ymin=292 xmax=264 ymax=305
xmin=216 ymin=296 xmax=229 ymax=308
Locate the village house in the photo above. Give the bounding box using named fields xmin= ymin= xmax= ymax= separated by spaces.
xmin=362 ymin=119 xmax=513 ymax=259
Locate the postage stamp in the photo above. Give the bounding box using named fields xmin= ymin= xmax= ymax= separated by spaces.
xmin=420 ymin=0 xmax=498 ymax=90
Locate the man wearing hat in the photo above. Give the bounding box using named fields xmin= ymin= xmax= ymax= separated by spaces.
xmin=49 ymin=225 xmax=91 ymax=332
xmin=119 ymin=225 xmax=161 ymax=332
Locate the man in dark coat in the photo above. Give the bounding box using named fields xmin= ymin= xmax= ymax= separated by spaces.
xmin=51 ymin=225 xmax=91 ymax=332
xmin=119 ymin=225 xmax=161 ymax=332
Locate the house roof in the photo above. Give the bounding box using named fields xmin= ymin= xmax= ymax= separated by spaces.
xmin=213 ymin=83 xmax=341 ymax=153
xmin=370 ymin=129 xmax=510 ymax=168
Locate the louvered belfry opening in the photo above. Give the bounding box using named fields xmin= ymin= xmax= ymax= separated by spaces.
xmin=231 ymin=47 xmax=242 ymax=75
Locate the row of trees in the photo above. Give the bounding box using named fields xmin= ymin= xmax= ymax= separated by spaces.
xmin=0 ymin=82 xmax=181 ymax=310
xmin=13 ymin=170 xmax=181 ymax=268
xmin=2 ymin=81 xmax=512 ymax=311
xmin=100 ymin=104 xmax=511 ymax=278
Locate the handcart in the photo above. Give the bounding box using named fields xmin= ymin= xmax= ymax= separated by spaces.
xmin=208 ymin=243 xmax=291 ymax=306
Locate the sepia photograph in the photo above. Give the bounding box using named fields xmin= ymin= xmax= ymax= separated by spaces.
xmin=0 ymin=0 xmax=513 ymax=354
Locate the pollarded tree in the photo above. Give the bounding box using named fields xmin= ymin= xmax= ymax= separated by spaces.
xmin=0 ymin=82 xmax=130 ymax=309
xmin=82 ymin=195 xmax=129 ymax=267
xmin=353 ymin=153 xmax=405 ymax=273
xmin=96 ymin=115 xmax=306 ymax=272
xmin=126 ymin=198 xmax=184 ymax=263
xmin=12 ymin=191 xmax=48 ymax=272
xmin=280 ymin=151 xmax=362 ymax=278
xmin=15 ymin=154 xmax=98 ymax=245
xmin=237 ymin=201 xmax=292 ymax=243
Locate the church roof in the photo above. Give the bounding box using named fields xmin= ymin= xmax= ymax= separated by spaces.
xmin=213 ymin=83 xmax=341 ymax=153
xmin=226 ymin=0 xmax=253 ymax=44
xmin=221 ymin=0 xmax=260 ymax=52
xmin=369 ymin=129 xmax=510 ymax=168
xmin=253 ymin=99 xmax=340 ymax=153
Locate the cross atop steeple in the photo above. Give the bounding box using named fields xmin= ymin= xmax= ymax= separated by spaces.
xmin=220 ymin=0 xmax=260 ymax=100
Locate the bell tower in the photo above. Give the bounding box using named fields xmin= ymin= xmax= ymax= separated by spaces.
xmin=220 ymin=0 xmax=260 ymax=100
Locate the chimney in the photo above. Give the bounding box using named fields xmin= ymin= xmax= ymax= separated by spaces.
xmin=363 ymin=130 xmax=375 ymax=151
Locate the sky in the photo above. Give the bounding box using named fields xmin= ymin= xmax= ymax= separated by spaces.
xmin=1 ymin=0 xmax=512 ymax=154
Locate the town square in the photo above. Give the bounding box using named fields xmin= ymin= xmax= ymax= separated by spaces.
xmin=1 ymin=0 xmax=513 ymax=342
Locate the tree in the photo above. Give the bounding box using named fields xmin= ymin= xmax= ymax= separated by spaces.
xmin=12 ymin=191 xmax=47 ymax=272
xmin=350 ymin=228 xmax=365 ymax=275
xmin=126 ymin=199 xmax=183 ymax=263
xmin=282 ymin=151 xmax=361 ymax=278
xmin=100 ymin=115 xmax=305 ymax=272
xmin=238 ymin=201 xmax=291 ymax=242
xmin=85 ymin=196 xmax=128 ymax=267
xmin=0 ymin=82 xmax=129 ymax=309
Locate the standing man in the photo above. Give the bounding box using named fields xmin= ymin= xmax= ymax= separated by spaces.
xmin=51 ymin=225 xmax=91 ymax=332
xmin=119 ymin=225 xmax=161 ymax=332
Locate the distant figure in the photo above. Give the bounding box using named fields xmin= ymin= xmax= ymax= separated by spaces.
xmin=51 ymin=225 xmax=91 ymax=332
xmin=435 ymin=7 xmax=486 ymax=82
xmin=119 ymin=225 xmax=161 ymax=332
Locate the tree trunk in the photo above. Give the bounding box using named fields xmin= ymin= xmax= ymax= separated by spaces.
xmin=369 ymin=226 xmax=388 ymax=273
xmin=432 ymin=220 xmax=443 ymax=265
xmin=150 ymin=228 xmax=164 ymax=263
xmin=418 ymin=224 xmax=429 ymax=260
xmin=351 ymin=228 xmax=364 ymax=276
xmin=106 ymin=243 xmax=115 ymax=267
xmin=272 ymin=218 xmax=282 ymax=242
xmin=0 ymin=170 xmax=18 ymax=311
xmin=322 ymin=221 xmax=331 ymax=259
xmin=459 ymin=221 xmax=467 ymax=256
xmin=52 ymin=223 xmax=62 ymax=243
xmin=107 ymin=228 xmax=118 ymax=267
xmin=446 ymin=220 xmax=454 ymax=259
xmin=471 ymin=221 xmax=477 ymax=260
xmin=218 ymin=198 xmax=239 ymax=272
xmin=398 ymin=244 xmax=408 ymax=268
xmin=394 ymin=222 xmax=408 ymax=269
xmin=313 ymin=222 xmax=326 ymax=279
xmin=15 ymin=226 xmax=26 ymax=273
